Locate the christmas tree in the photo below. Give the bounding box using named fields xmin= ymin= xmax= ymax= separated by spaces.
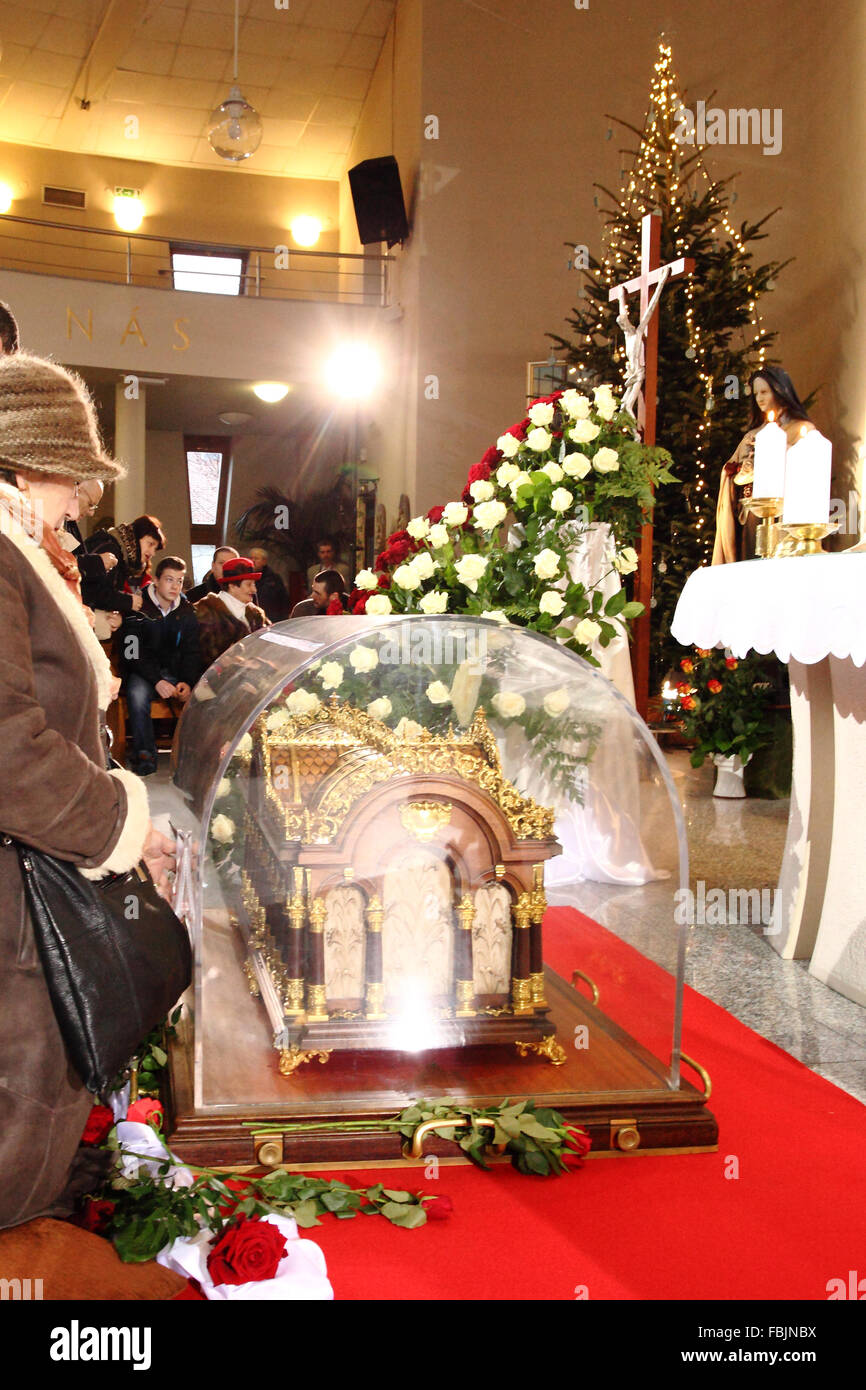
xmin=550 ymin=40 xmax=786 ymax=690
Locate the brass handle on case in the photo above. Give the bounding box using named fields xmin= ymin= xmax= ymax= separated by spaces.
xmin=571 ymin=968 xmax=600 ymax=1006
xmin=404 ymin=1115 xmax=497 ymax=1160
xmin=680 ymin=1051 xmax=712 ymax=1100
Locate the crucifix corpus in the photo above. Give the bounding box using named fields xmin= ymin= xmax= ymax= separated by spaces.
xmin=608 ymin=212 xmax=694 ymax=718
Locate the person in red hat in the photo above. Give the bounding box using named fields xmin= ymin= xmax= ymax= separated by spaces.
xmin=193 ymin=555 xmax=270 ymax=671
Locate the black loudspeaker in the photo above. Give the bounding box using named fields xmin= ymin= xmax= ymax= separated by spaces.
xmin=348 ymin=156 xmax=409 ymax=248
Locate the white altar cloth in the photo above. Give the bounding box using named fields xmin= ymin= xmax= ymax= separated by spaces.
xmin=672 ymin=555 xmax=866 ymax=1007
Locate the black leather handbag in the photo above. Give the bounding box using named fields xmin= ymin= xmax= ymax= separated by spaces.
xmin=12 ymin=842 xmax=192 ymax=1095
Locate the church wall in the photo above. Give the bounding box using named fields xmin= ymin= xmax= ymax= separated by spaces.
xmin=142 ymin=429 xmax=192 ymax=569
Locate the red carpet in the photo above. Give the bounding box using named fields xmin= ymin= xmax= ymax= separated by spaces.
xmin=179 ymin=908 xmax=866 ymax=1301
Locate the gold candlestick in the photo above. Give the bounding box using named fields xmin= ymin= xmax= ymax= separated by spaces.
xmin=743 ymin=496 xmax=783 ymax=558
xmin=777 ymin=520 xmax=840 ymax=556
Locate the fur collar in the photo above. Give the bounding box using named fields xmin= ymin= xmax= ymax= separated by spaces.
xmin=0 ymin=507 xmax=115 ymax=710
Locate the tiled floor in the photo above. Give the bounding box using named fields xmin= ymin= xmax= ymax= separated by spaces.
xmin=147 ymin=742 xmax=866 ymax=1105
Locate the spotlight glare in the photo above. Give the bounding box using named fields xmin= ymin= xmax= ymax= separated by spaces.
xmin=113 ymin=193 xmax=144 ymax=232
xmin=290 ymin=215 xmax=322 ymax=248
xmin=324 ymin=343 xmax=381 ymax=400
xmin=0 ymin=182 xmax=13 ymax=214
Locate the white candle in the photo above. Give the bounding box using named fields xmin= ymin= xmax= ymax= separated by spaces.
xmin=782 ymin=427 xmax=832 ymax=525
xmin=753 ymin=413 xmax=787 ymax=498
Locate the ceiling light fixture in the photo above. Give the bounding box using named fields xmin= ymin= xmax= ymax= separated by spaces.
xmin=207 ymin=0 xmax=262 ymax=162
xmin=290 ymin=215 xmax=322 ymax=248
xmin=252 ymin=382 xmax=289 ymax=403
xmin=218 ymin=411 xmax=253 ymax=426
xmin=0 ymin=183 xmax=13 ymax=214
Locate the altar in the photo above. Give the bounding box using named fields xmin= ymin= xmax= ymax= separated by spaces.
xmin=168 ymin=614 xmax=717 ymax=1166
xmin=672 ymin=554 xmax=866 ymax=1007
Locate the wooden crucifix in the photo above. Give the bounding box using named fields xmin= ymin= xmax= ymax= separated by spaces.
xmin=608 ymin=212 xmax=694 ymax=718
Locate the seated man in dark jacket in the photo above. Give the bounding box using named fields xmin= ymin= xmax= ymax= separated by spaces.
xmin=120 ymin=555 xmax=203 ymax=775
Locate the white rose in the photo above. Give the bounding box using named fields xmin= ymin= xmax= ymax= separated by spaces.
xmin=455 ymin=553 xmax=488 ymax=592
xmin=355 ymin=568 xmax=379 ymax=591
xmin=497 ymin=433 xmax=521 ymax=458
xmin=216 ymin=777 xmax=232 ymax=799
xmin=473 ymin=499 xmax=508 ymax=531
xmin=265 ymin=707 xmax=290 ymax=731
xmin=394 ymin=716 xmax=424 ymax=740
xmin=593 ymin=446 xmax=620 ymax=473
xmin=550 ymin=487 xmax=574 ymax=513
xmin=594 ymin=384 xmax=617 ymax=420
xmin=613 ymin=546 xmax=639 ymax=575
xmin=526 ymin=426 xmax=552 ymax=452
xmin=469 ymin=479 xmax=494 ymax=502
xmin=533 ymin=548 xmax=561 ymax=580
xmin=349 ymin=646 xmax=379 ymax=673
xmin=496 ymin=460 xmax=520 ymax=487
xmin=235 ymin=733 xmax=253 ymax=755
xmin=542 ymin=461 xmax=564 ymax=483
xmin=428 ymin=524 xmax=450 ymax=550
xmin=575 ymin=617 xmax=602 ymax=645
xmin=365 ymin=593 xmax=392 ymax=615
xmin=426 ymin=680 xmax=451 ymax=704
xmin=479 ymin=610 xmax=509 ymax=623
xmin=286 ymin=688 xmax=321 ymax=716
xmin=210 ymin=813 xmax=235 ymax=845
xmin=443 ymin=501 xmax=468 ymax=527
xmin=393 ymin=562 xmax=422 ymax=591
xmin=419 ymin=589 xmax=449 ymax=613
xmin=508 ymin=470 xmax=533 ymax=500
xmin=562 ymin=451 xmax=592 ymax=480
xmin=319 ymin=661 xmax=343 ymax=690
xmin=492 ymin=691 xmax=526 ymax=718
xmin=406 ymin=515 xmax=430 ymax=540
xmin=543 ymin=688 xmax=570 ymax=717
xmin=539 ymin=590 xmax=567 ymax=616
xmin=528 ymin=401 xmax=555 ymax=427
xmin=560 ymin=390 xmax=591 ymax=420
xmin=366 ymin=696 xmax=392 ymax=720
xmin=570 ymin=419 xmax=601 ymax=444
xmin=410 ymin=550 xmax=437 ymax=581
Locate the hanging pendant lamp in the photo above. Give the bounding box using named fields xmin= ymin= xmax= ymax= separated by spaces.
xmin=207 ymin=0 xmax=262 ymax=162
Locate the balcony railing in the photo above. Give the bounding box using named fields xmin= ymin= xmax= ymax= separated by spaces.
xmin=0 ymin=214 xmax=393 ymax=307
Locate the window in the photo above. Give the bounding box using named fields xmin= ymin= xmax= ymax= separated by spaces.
xmin=185 ymin=436 xmax=232 ymax=583
xmin=526 ymin=359 xmax=569 ymax=400
xmin=171 ymin=243 xmax=248 ymax=295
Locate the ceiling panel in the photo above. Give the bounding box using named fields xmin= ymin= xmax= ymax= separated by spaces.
xmin=0 ymin=0 xmax=396 ymax=181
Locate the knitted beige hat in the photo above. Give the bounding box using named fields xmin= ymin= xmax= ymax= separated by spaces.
xmin=0 ymin=351 xmax=124 ymax=482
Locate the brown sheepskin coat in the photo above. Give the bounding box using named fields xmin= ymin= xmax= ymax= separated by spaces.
xmin=193 ymin=591 xmax=268 ymax=671
xmin=0 ymin=530 xmax=149 ymax=1229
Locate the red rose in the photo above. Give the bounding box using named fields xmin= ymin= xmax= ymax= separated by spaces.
xmin=681 ymin=695 xmax=696 ymax=711
xmin=127 ymin=1097 xmax=164 ymax=1131
xmin=680 ymin=658 xmax=694 ymax=674
xmin=423 ymin=1195 xmax=453 ymax=1220
xmin=74 ymin=1197 xmax=115 ymax=1235
xmin=426 ymin=505 xmax=445 ymax=524
xmin=725 ymin=657 xmax=738 ymax=669
xmin=351 ymin=595 xmax=368 ymax=614
xmin=326 ymin=593 xmax=344 ymax=615
xmin=508 ymin=419 xmax=529 ymax=441
xmin=707 ymin=678 xmax=723 ymax=694
xmin=207 ymin=1215 xmax=288 ymax=1287
xmin=676 ymin=681 xmax=691 ymax=694
xmin=81 ymin=1104 xmax=114 ymax=1146
xmin=564 ymin=1125 xmax=592 ymax=1159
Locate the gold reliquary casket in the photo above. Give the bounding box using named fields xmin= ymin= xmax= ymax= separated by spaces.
xmin=239 ymin=698 xmax=561 ymax=1073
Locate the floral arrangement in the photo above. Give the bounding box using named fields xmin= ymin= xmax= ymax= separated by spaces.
xmin=675 ymin=648 xmax=774 ymax=767
xmin=346 ymin=383 xmax=675 ymax=663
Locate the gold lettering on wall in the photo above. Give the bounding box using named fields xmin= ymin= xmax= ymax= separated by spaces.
xmin=172 ymin=317 xmax=191 ymax=351
xmin=66 ymin=306 xmax=93 ymax=341
xmin=120 ymin=310 xmax=147 ymax=347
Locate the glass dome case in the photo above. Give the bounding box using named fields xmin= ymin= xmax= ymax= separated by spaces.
xmin=166 ymin=616 xmax=716 ymax=1164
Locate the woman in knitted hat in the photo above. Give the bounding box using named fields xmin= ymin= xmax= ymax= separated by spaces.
xmin=0 ymin=351 xmax=174 ymax=1229
xmin=83 ymin=512 xmax=166 ymax=615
